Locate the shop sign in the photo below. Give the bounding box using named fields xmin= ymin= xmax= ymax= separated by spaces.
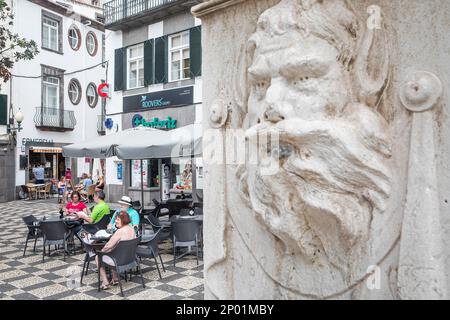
xmin=22 ymin=138 xmax=54 ymax=147
xmin=132 ymin=114 xmax=177 ymax=129
xmin=105 ymin=118 xmax=114 ymax=129
xmin=123 ymin=86 xmax=193 ymax=113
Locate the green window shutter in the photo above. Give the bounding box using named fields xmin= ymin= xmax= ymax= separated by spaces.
xmin=190 ymin=26 xmax=202 ymax=78
xmin=144 ymin=39 xmax=154 ymax=86
xmin=154 ymin=36 xmax=168 ymax=84
xmin=0 ymin=94 xmax=7 ymax=125
xmin=114 ymin=48 xmax=126 ymax=91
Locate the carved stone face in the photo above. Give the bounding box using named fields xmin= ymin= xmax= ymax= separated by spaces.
xmin=242 ymin=22 xmax=391 ymax=267
xmin=247 ymin=32 xmax=350 ymax=125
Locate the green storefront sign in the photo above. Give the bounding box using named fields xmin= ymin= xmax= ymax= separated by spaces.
xmin=132 ymin=114 xmax=177 ymax=129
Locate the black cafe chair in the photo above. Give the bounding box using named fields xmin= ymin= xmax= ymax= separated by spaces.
xmin=39 ymin=220 xmax=70 ymax=263
xmin=147 ymin=214 xmax=171 ymax=241
xmin=179 ymin=208 xmax=192 ymax=217
xmin=132 ymin=200 xmax=142 ymax=213
xmin=97 ymin=237 xmax=144 ymax=297
xmin=136 ymin=229 xmax=166 ymax=279
xmin=172 ymin=220 xmax=202 ymax=267
xmin=82 ymin=215 xmax=111 ymax=235
xmin=78 ymin=230 xmax=97 ymax=284
xmin=22 ymin=215 xmax=42 ymax=256
xmin=194 ymin=207 xmax=203 ymax=216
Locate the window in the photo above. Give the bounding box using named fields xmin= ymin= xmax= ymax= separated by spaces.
xmin=86 ymin=83 xmax=98 ymax=108
xmin=169 ymin=31 xmax=190 ymax=82
xmin=43 ymin=76 xmax=59 ymax=114
xmin=127 ymin=44 xmax=144 ymax=89
xmin=130 ymin=159 xmax=161 ymax=188
xmin=68 ymin=79 xmax=82 ymax=105
xmin=42 ymin=16 xmax=59 ymax=51
xmin=68 ymin=25 xmax=81 ymax=50
xmin=86 ymin=31 xmax=98 ymax=56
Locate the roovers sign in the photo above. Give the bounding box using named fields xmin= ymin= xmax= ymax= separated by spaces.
xmin=123 ymin=86 xmax=193 ymax=113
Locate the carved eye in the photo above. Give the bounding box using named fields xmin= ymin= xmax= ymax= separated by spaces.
xmin=292 ymin=76 xmax=312 ymax=88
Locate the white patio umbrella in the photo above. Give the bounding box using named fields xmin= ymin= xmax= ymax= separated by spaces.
xmin=62 ymin=126 xmax=164 ymax=158
xmin=115 ymin=124 xmax=202 ymax=160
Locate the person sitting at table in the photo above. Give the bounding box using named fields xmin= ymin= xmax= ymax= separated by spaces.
xmin=74 ymin=174 xmax=85 ymax=193
xmin=76 ymin=190 xmax=110 ymax=224
xmin=96 ymin=211 xmax=136 ymax=290
xmin=64 ymin=179 xmax=74 ymax=202
xmin=65 ymin=191 xmax=89 ymax=236
xmin=58 ymin=176 xmax=66 ymax=195
xmin=107 ymin=196 xmax=140 ymax=233
xmin=75 ymin=174 xmax=90 ymax=202
xmin=95 ymin=176 xmax=105 ymax=192
xmin=83 ymin=174 xmax=93 ymax=191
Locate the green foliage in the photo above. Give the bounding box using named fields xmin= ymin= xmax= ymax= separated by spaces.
xmin=0 ymin=0 xmax=39 ymax=86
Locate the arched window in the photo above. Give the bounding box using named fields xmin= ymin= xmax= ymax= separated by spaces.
xmin=86 ymin=31 xmax=98 ymax=56
xmin=86 ymin=82 xmax=98 ymax=108
xmin=68 ymin=78 xmax=82 ymax=105
xmin=68 ymin=25 xmax=81 ymax=50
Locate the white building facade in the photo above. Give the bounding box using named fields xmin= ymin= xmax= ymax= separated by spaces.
xmin=0 ymin=0 xmax=105 ymax=200
xmin=103 ymin=0 xmax=202 ymax=203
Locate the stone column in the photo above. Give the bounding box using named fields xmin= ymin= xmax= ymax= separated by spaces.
xmin=193 ymin=0 xmax=450 ymax=299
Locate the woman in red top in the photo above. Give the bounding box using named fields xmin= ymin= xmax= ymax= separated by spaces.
xmin=65 ymin=191 xmax=88 ymax=237
xmin=65 ymin=191 xmax=88 ymax=217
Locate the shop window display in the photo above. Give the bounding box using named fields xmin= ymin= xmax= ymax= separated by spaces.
xmin=130 ymin=159 xmax=160 ymax=188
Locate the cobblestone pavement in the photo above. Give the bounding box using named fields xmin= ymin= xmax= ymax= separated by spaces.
xmin=0 ymin=199 xmax=204 ymax=300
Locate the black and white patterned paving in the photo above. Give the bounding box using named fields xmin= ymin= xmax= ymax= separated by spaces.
xmin=0 ymin=199 xmax=204 ymax=300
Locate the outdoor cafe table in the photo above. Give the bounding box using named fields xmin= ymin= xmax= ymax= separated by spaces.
xmin=26 ymin=183 xmax=46 ymax=200
xmin=161 ymin=199 xmax=193 ymax=217
xmin=89 ymin=233 xmax=112 ymax=250
xmin=37 ymin=215 xmax=84 ymax=254
xmin=169 ymin=215 xmax=203 ymax=223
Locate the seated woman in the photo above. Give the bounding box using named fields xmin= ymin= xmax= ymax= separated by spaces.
xmin=95 ymin=176 xmax=105 ymax=192
xmin=57 ymin=177 xmax=66 ymax=196
xmin=96 ymin=211 xmax=135 ymax=290
xmin=63 ymin=180 xmax=74 ymax=202
xmin=64 ymin=191 xmax=88 ymax=236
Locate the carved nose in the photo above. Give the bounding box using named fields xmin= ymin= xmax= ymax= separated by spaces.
xmin=264 ymin=105 xmax=285 ymax=123
xmin=264 ymin=80 xmax=286 ymax=123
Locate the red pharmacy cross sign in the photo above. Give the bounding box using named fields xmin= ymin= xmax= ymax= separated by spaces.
xmin=98 ymin=83 xmax=110 ymax=98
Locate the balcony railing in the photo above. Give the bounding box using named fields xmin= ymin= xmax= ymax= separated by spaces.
xmin=97 ymin=114 xmax=106 ymax=135
xmin=34 ymin=107 xmax=76 ymax=131
xmin=103 ymin=0 xmax=201 ymax=30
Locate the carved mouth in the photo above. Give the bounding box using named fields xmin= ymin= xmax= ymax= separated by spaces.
xmin=245 ymin=121 xmax=300 ymax=165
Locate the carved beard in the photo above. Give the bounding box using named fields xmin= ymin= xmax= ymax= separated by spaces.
xmin=239 ymin=104 xmax=392 ymax=270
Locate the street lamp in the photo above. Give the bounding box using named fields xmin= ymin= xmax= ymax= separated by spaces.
xmin=7 ymin=108 xmax=24 ymax=134
xmin=6 ymin=108 xmax=24 ymax=148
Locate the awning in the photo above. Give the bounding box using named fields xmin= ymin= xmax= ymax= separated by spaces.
xmin=115 ymin=124 xmax=202 ymax=160
xmin=62 ymin=126 xmax=164 ymax=158
xmin=62 ymin=124 xmax=202 ymax=160
xmin=30 ymin=147 xmax=63 ymax=153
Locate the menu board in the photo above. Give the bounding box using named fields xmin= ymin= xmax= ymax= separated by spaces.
xmin=131 ymin=160 xmax=148 ymax=188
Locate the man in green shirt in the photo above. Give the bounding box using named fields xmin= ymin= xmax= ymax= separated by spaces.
xmin=76 ymin=190 xmax=110 ymax=224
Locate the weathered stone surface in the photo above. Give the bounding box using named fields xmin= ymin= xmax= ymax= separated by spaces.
xmin=194 ymin=0 xmax=450 ymax=299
